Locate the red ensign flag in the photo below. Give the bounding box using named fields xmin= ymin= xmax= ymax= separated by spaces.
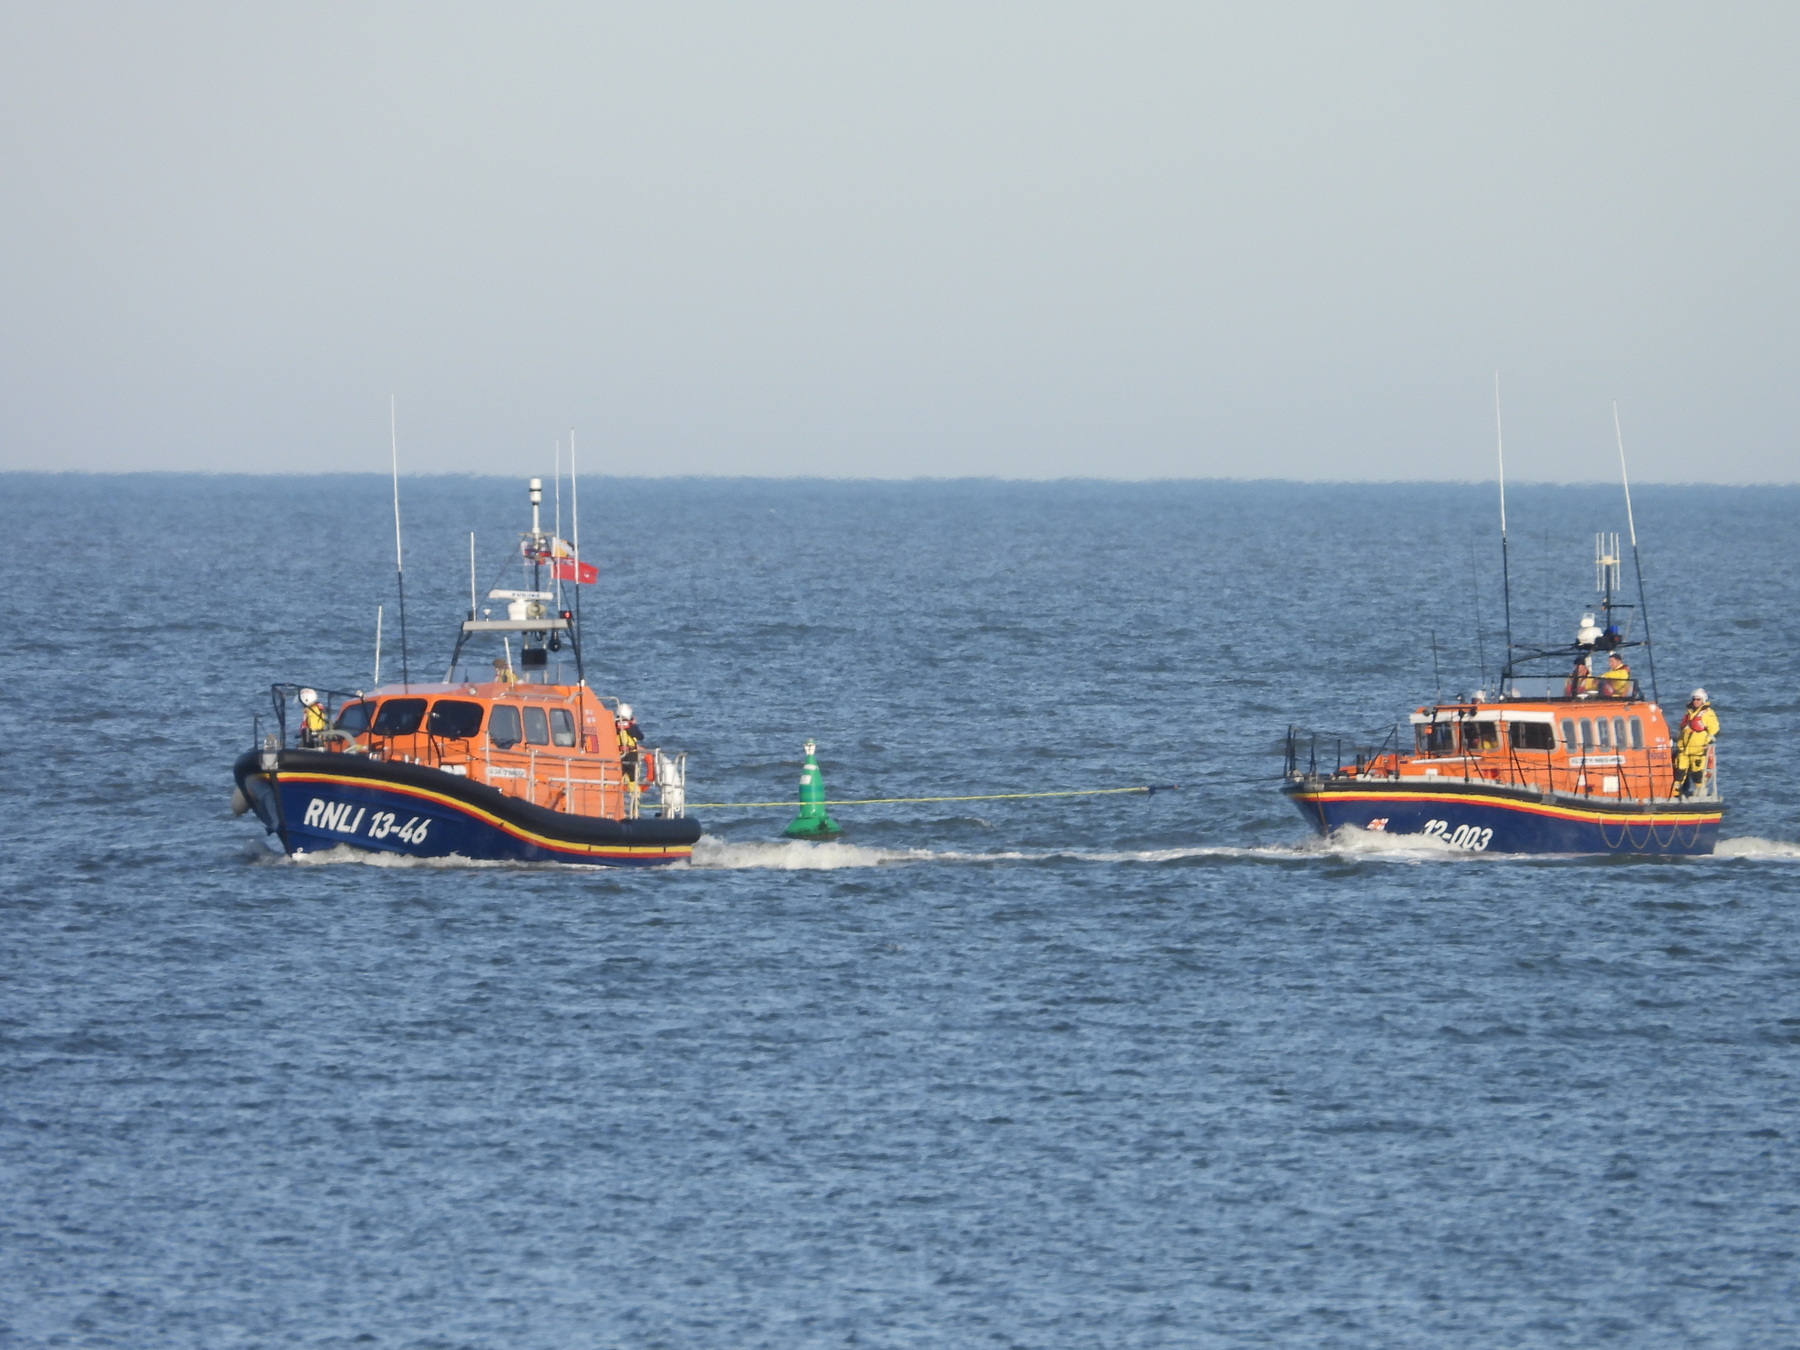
xmin=553 ymin=558 xmax=598 ymax=585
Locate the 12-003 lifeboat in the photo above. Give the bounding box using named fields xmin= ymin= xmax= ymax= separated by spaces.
xmin=233 ymin=476 xmax=701 ymax=867
xmin=1281 ymin=690 xmax=1723 ymax=855
xmin=1281 ymin=489 xmax=1724 ymax=855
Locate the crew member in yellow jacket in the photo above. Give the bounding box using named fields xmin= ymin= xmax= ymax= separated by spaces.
xmin=1673 ymin=689 xmax=1719 ymax=797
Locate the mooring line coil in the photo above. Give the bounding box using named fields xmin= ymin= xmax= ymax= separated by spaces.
xmin=684 ymin=785 xmax=1179 ymax=809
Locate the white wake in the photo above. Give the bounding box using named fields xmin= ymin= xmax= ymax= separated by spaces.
xmin=1713 ymin=836 xmax=1800 ymax=860
xmin=682 ymin=829 xmax=1473 ymax=870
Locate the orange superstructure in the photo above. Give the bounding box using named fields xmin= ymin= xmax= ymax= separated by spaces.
xmin=316 ymin=679 xmax=673 ymax=821
xmin=1339 ymin=687 xmax=1685 ymax=804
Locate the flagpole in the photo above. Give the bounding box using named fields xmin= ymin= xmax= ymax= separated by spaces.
xmin=569 ymin=427 xmax=585 ymax=686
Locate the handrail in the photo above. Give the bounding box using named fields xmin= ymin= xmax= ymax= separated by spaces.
xmin=1284 ymin=719 xmax=1707 ymax=806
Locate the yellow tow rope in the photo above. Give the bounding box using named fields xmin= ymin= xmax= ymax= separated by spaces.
xmin=684 ymin=785 xmax=1173 ymax=809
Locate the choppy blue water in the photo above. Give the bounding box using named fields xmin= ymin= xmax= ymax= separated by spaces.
xmin=2 ymin=475 xmax=1798 ymax=1348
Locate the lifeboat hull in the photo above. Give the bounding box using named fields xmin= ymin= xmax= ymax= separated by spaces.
xmin=234 ymin=749 xmax=701 ymax=866
xmin=1282 ymin=779 xmax=1723 ymax=855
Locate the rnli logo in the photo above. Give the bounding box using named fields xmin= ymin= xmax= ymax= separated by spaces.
xmin=1366 ymin=818 xmax=1389 ymax=832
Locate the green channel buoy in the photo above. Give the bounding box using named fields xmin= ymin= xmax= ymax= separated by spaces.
xmin=783 ymin=740 xmax=843 ymax=839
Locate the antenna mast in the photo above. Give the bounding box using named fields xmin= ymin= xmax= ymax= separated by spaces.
xmin=1613 ymin=401 xmax=1660 ymax=705
xmin=1494 ymin=372 xmax=1515 ymax=687
xmin=390 ymin=395 xmax=411 ymax=689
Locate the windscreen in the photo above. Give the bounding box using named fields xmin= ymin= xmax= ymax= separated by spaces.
xmin=427 ymin=700 xmax=484 ymax=739
xmin=1415 ymin=723 xmax=1456 ymax=755
xmin=333 ymin=701 xmax=371 ymax=734
xmin=371 ymin=698 xmax=426 ymax=736
xmin=488 ymin=704 xmax=522 ymax=748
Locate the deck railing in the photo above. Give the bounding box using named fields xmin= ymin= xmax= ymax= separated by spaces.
xmin=1284 ymin=724 xmax=1718 ymax=805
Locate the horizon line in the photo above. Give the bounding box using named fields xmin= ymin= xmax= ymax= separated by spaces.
xmin=1 ymin=469 xmax=1795 ymax=488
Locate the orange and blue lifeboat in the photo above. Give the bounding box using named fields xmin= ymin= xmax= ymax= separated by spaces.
xmin=233 ymin=475 xmax=699 ymax=866
xmin=1281 ymin=680 xmax=1724 ymax=855
xmin=234 ymin=681 xmax=699 ymax=865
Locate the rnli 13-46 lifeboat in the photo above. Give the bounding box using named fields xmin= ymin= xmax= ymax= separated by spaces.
xmin=233 ymin=478 xmax=701 ymax=866
xmin=1282 ymin=531 xmax=1724 ymax=855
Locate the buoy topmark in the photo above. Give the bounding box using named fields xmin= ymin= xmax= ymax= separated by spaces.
xmin=783 ymin=740 xmax=843 ymax=839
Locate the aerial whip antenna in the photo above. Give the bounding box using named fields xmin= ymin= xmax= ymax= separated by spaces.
xmin=1494 ymin=371 xmax=1515 ymax=688
xmin=1613 ymin=401 xmax=1659 ymax=706
xmin=553 ymin=439 xmax=564 ymax=613
xmin=390 ymin=395 xmax=411 ymax=690
xmin=569 ymin=427 xmax=586 ymax=685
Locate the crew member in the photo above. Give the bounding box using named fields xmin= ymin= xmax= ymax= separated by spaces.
xmin=298 ymin=688 xmax=328 ymax=748
xmin=1673 ymin=689 xmax=1719 ymax=797
xmin=493 ymin=656 xmax=518 ymax=686
xmin=618 ymin=703 xmax=642 ymax=789
xmin=1565 ymin=659 xmax=1596 ymax=697
xmin=1599 ymin=653 xmax=1632 ymax=698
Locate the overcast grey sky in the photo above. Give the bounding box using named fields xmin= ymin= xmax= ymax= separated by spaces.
xmin=1 ymin=3 xmax=1796 ymax=480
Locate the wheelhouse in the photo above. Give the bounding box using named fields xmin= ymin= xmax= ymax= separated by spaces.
xmin=276 ymin=680 xmax=681 ymax=820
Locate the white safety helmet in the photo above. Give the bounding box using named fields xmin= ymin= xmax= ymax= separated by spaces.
xmin=617 ymin=703 xmax=633 ymax=720
xmin=298 ymin=688 xmax=319 ymax=707
xmin=1690 ymin=688 xmax=1708 ymax=703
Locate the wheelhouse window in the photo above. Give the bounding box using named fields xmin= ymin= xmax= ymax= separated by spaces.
xmin=1612 ymin=717 xmax=1627 ymax=750
xmin=427 ymin=700 xmax=484 ymax=739
xmin=334 ymin=701 xmax=372 ymax=734
xmin=1416 ymin=723 xmax=1456 ymax=755
xmin=1629 ymin=717 xmax=1644 ymax=749
xmin=550 ymin=708 xmax=576 ymax=747
xmin=523 ymin=706 xmax=551 ymax=746
xmin=371 ymin=698 xmax=426 ymax=736
xmin=1596 ymin=718 xmax=1611 ymax=748
xmin=1560 ymin=719 xmax=1576 ymax=748
xmin=488 ymin=704 xmax=522 ymax=749
xmin=1467 ymin=722 xmax=1499 ymax=752
xmin=1509 ymin=721 xmax=1555 ymax=751
xmin=1578 ymin=718 xmax=1595 ymax=748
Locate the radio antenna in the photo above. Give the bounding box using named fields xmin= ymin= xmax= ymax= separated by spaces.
xmin=569 ymin=427 xmax=585 ymax=685
xmin=553 ymin=439 xmax=564 ymax=613
xmin=1613 ymin=401 xmax=1659 ymax=705
xmin=1494 ymin=371 xmax=1515 ymax=687
xmin=390 ymin=395 xmax=411 ymax=690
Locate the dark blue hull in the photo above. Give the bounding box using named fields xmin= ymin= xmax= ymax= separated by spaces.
xmin=235 ymin=750 xmax=699 ymax=867
xmin=1283 ymin=779 xmax=1723 ymax=855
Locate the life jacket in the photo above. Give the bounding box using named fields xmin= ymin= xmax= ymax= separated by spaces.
xmin=1677 ymin=705 xmax=1717 ymax=749
xmin=303 ymin=703 xmax=328 ymax=732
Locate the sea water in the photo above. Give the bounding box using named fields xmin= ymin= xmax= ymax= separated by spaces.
xmin=1 ymin=475 xmax=1796 ymax=1348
